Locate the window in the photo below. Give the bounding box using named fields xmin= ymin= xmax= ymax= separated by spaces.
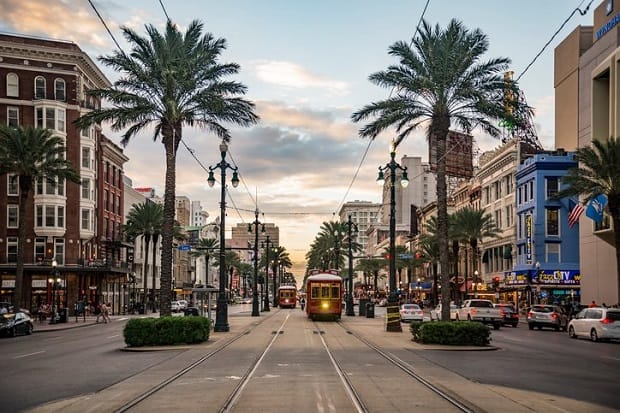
xmin=45 ymin=108 xmax=55 ymax=130
xmin=37 ymin=177 xmax=65 ymax=196
xmin=7 ymin=73 xmax=19 ymax=97
xmin=103 ymin=190 xmax=108 ymax=211
xmin=81 ymin=148 xmax=91 ymax=168
xmin=45 ymin=205 xmax=55 ymax=226
xmin=7 ymin=237 xmax=18 ymax=263
xmin=546 ymin=243 xmax=560 ymax=264
xmin=35 ymin=76 xmax=46 ymax=99
xmin=81 ymin=208 xmax=91 ymax=231
xmin=546 ymin=209 xmax=559 ymax=236
xmin=35 ymin=106 xmax=65 ymax=132
xmin=546 ymin=177 xmax=559 ymax=199
xmin=7 ymin=205 xmax=18 ymax=228
xmin=7 ymin=174 xmax=18 ymax=195
xmin=54 ymin=78 xmax=65 ymax=101
xmin=81 ymin=179 xmax=90 ymax=200
xmin=7 ymin=106 xmax=18 ymax=127
xmin=116 ymin=195 xmax=121 ymax=214
xmin=57 ymin=110 xmax=65 ymax=132
xmin=35 ymin=238 xmax=46 ymax=263
xmin=36 ymin=205 xmax=64 ymax=228
xmin=54 ymin=239 xmax=64 ymax=265
xmin=57 ymin=206 xmax=64 ymax=228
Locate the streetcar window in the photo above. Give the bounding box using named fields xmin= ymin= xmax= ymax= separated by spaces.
xmin=321 ymin=286 xmax=330 ymax=298
xmin=311 ymin=287 xmax=320 ymax=298
xmin=331 ymin=286 xmax=340 ymax=299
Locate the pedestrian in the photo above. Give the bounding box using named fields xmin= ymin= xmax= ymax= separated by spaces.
xmin=589 ymin=300 xmax=597 ymax=308
xmin=300 ymin=297 xmax=305 ymax=311
xmin=96 ymin=302 xmax=106 ymax=323
xmin=104 ymin=302 xmax=111 ymax=323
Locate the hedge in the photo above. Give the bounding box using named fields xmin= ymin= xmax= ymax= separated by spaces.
xmin=410 ymin=321 xmax=491 ymax=346
xmin=124 ymin=316 xmax=210 ymax=347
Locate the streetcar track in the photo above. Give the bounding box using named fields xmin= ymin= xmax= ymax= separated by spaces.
xmin=113 ymin=314 xmax=277 ymax=413
xmin=335 ymin=322 xmax=479 ymax=413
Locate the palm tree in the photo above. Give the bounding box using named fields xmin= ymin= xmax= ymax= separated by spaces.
xmin=236 ymin=262 xmax=253 ymax=297
xmin=352 ymin=20 xmax=514 ymax=321
xmin=355 ymin=258 xmax=387 ymax=296
xmin=124 ymin=202 xmax=163 ymax=311
xmin=0 ymin=125 xmax=81 ymax=309
xmin=452 ymin=207 xmax=500 ymax=298
xmin=191 ymin=238 xmax=219 ymax=286
xmin=556 ymin=138 xmax=620 ymax=302
xmin=75 ymin=21 xmax=258 ymax=316
xmin=214 ymin=251 xmax=241 ymax=298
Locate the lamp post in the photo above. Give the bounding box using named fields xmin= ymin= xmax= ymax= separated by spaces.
xmin=345 ymin=215 xmax=358 ymax=317
xmin=474 ymin=270 xmax=479 ymax=298
xmin=48 ymin=259 xmax=61 ymax=324
xmin=248 ymin=208 xmax=265 ymax=317
xmin=377 ymin=144 xmax=408 ymax=332
xmin=207 ymin=140 xmax=240 ymax=332
xmin=261 ymin=235 xmax=272 ymax=312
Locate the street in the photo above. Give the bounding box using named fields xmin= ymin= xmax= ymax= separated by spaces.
xmin=0 ymin=306 xmax=619 ymax=412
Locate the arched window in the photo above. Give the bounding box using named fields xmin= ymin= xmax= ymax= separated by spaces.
xmin=54 ymin=78 xmax=65 ymax=101
xmin=6 ymin=73 xmax=18 ymax=97
xmin=35 ymin=76 xmax=46 ymax=99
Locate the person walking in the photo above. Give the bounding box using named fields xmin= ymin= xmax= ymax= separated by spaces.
xmin=300 ymin=297 xmax=305 ymax=311
xmin=96 ymin=302 xmax=106 ymax=323
xmin=104 ymin=302 xmax=111 ymax=323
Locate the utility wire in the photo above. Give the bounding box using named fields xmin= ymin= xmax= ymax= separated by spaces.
xmin=516 ymin=0 xmax=594 ymax=81
xmin=158 ymin=0 xmax=171 ymax=22
xmin=87 ymin=0 xmax=123 ymax=53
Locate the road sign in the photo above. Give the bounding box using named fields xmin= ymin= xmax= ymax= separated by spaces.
xmin=399 ymin=253 xmax=413 ymax=259
xmin=178 ymin=244 xmax=192 ymax=251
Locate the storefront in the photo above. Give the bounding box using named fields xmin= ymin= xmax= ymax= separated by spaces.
xmin=502 ymin=269 xmax=581 ymax=307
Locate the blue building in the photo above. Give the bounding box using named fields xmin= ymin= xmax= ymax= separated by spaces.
xmin=511 ymin=150 xmax=580 ymax=306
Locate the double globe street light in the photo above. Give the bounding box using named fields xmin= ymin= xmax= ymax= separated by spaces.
xmin=248 ymin=208 xmax=265 ymax=317
xmin=377 ymin=145 xmax=408 ymax=332
xmin=207 ymin=141 xmax=239 ymax=333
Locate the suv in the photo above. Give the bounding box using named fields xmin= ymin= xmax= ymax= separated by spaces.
xmin=568 ymin=307 xmax=620 ymax=342
xmin=527 ymin=304 xmax=568 ymax=331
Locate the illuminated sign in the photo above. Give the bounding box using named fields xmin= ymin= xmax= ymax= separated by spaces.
xmin=525 ymin=214 xmax=532 ymax=264
xmin=536 ymin=270 xmax=581 ymax=285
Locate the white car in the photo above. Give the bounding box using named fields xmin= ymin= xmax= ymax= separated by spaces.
xmin=568 ymin=307 xmax=620 ymax=342
xmin=430 ymin=303 xmax=458 ymax=321
xmin=399 ymin=303 xmax=423 ymax=322
xmin=177 ymin=300 xmax=188 ymax=310
xmin=171 ymin=301 xmax=181 ymax=312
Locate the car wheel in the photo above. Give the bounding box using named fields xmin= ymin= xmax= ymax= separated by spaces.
xmin=590 ymin=328 xmax=599 ymax=342
xmin=568 ymin=326 xmax=577 ymax=338
xmin=26 ymin=323 xmax=33 ymax=335
xmin=467 ymin=315 xmax=472 ymax=321
xmin=512 ymin=322 xmax=518 ymax=328
xmin=554 ymin=325 xmax=560 ymax=331
xmin=528 ymin=323 xmax=534 ymax=330
xmin=455 ymin=315 xmax=460 ymax=321
xmin=493 ymin=322 xmax=500 ymax=330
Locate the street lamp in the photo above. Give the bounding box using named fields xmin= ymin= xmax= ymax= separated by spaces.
xmin=261 ymin=235 xmax=272 ymax=312
xmin=248 ymin=208 xmax=265 ymax=317
xmin=473 ymin=270 xmax=479 ymax=298
xmin=344 ymin=215 xmax=358 ymax=317
xmin=207 ymin=140 xmax=240 ymax=333
xmin=378 ymin=143 xmax=408 ymax=332
xmin=48 ymin=259 xmax=61 ymax=324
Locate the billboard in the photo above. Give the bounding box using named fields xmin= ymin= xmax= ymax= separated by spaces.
xmin=429 ymin=130 xmax=474 ymax=178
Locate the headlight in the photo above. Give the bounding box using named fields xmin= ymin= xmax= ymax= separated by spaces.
xmin=321 ymin=302 xmax=329 ymax=309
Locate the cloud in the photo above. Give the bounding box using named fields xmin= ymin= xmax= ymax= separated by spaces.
xmin=252 ymin=60 xmax=349 ymax=94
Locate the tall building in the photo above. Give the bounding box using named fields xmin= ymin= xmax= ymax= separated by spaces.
xmin=0 ymin=33 xmax=134 ymax=312
xmin=337 ymin=200 xmax=380 ymax=254
xmin=555 ymin=0 xmax=619 ymax=304
xmin=191 ymin=200 xmax=209 ymax=227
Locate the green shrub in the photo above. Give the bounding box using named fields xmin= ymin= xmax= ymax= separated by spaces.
xmin=411 ymin=321 xmax=490 ymax=346
xmin=124 ymin=316 xmax=210 ymax=347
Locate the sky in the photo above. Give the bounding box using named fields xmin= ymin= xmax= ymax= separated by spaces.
xmin=0 ymin=0 xmax=595 ymax=276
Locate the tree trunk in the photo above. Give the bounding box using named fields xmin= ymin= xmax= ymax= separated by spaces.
xmin=436 ymin=122 xmax=451 ymax=321
xmin=15 ymin=178 xmax=32 ymax=309
xmin=152 ymin=233 xmax=159 ymax=312
xmin=159 ymin=125 xmax=180 ymax=317
xmin=142 ymin=234 xmax=150 ymax=311
xmin=610 ymin=201 xmax=620 ymax=305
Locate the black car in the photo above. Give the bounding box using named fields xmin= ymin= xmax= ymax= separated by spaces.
xmin=494 ymin=303 xmax=519 ymax=327
xmin=0 ymin=310 xmax=34 ymax=337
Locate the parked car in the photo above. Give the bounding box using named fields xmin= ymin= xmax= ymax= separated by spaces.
xmin=568 ymin=307 xmax=620 ymax=342
xmin=171 ymin=301 xmax=181 ymax=312
xmin=456 ymin=299 xmax=503 ymax=329
xmin=527 ymin=304 xmax=568 ymax=331
xmin=399 ymin=303 xmax=423 ymax=322
xmin=0 ymin=310 xmax=33 ymax=337
xmin=377 ymin=298 xmax=388 ymax=307
xmin=494 ymin=303 xmax=519 ymax=327
xmin=177 ymin=300 xmax=188 ymax=310
xmin=241 ymin=297 xmax=253 ymax=304
xmin=430 ymin=303 xmax=458 ymax=321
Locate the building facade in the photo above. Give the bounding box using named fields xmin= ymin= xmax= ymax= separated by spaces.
xmin=337 ymin=200 xmax=380 ymax=254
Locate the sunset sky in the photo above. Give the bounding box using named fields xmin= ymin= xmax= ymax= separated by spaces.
xmin=0 ymin=0 xmax=593 ymax=276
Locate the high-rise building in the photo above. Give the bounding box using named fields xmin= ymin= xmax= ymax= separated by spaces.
xmin=337 ymin=201 xmax=380 ymax=254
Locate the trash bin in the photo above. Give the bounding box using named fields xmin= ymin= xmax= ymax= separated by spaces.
xmin=358 ymin=298 xmax=369 ymax=316
xmin=184 ymin=307 xmax=199 ymax=316
xmin=366 ymin=302 xmax=375 ymax=318
xmin=58 ymin=308 xmax=68 ymax=323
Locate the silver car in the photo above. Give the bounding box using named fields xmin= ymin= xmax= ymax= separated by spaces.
xmin=568 ymin=307 xmax=620 ymax=342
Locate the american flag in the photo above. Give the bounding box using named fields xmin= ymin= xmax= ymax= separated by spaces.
xmin=568 ymin=203 xmax=585 ymax=228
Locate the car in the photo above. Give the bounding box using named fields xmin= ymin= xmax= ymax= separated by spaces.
xmin=430 ymin=303 xmax=458 ymax=321
xmin=241 ymin=297 xmax=253 ymax=304
xmin=568 ymin=307 xmax=620 ymax=342
xmin=399 ymin=303 xmax=423 ymax=322
xmin=377 ymin=298 xmax=388 ymax=307
xmin=527 ymin=304 xmax=568 ymax=331
xmin=171 ymin=301 xmax=181 ymax=312
xmin=177 ymin=300 xmax=188 ymax=310
xmin=494 ymin=303 xmax=519 ymax=327
xmin=0 ymin=310 xmax=34 ymax=337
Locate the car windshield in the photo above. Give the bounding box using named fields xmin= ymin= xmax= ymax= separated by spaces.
xmin=532 ymin=306 xmax=554 ymax=313
xmin=403 ymin=304 xmax=420 ymax=310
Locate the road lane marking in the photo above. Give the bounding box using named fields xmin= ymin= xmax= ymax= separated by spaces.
xmin=14 ymin=351 xmax=45 ymax=359
xmin=107 ymin=334 xmax=120 ymax=339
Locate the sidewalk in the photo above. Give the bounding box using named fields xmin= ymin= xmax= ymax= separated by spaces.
xmin=32 ymin=311 xmax=159 ymax=333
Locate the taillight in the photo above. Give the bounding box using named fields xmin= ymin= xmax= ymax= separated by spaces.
xmin=499 ymin=309 xmax=505 ymax=316
xmin=471 ymin=308 xmax=477 ymax=315
xmin=601 ymin=318 xmax=614 ymax=324
xmin=527 ymin=311 xmax=533 ymax=318
xmin=552 ymin=313 xmax=558 ymax=319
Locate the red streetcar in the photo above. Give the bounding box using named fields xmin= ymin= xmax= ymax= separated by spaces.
xmin=278 ymin=285 xmax=297 ymax=308
xmin=305 ymin=269 xmax=343 ymax=320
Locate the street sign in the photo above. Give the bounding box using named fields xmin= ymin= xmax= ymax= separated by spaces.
xmin=399 ymin=253 xmax=413 ymax=259
xmin=178 ymin=244 xmax=192 ymax=251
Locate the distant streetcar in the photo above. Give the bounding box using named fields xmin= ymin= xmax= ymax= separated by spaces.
xmin=305 ymin=269 xmax=343 ymax=320
xmin=278 ymin=284 xmax=297 ymax=308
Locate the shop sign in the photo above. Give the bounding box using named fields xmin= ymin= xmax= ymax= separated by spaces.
xmin=32 ymin=280 xmax=48 ymax=288
xmin=503 ymin=271 xmax=528 ymax=285
xmin=525 ymin=214 xmax=532 ymax=264
xmin=1 ymin=280 xmax=15 ymax=288
xmin=537 ymin=270 xmax=580 ymax=285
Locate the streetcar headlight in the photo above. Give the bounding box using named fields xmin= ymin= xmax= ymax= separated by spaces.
xmin=322 ymin=301 xmax=329 ymax=309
